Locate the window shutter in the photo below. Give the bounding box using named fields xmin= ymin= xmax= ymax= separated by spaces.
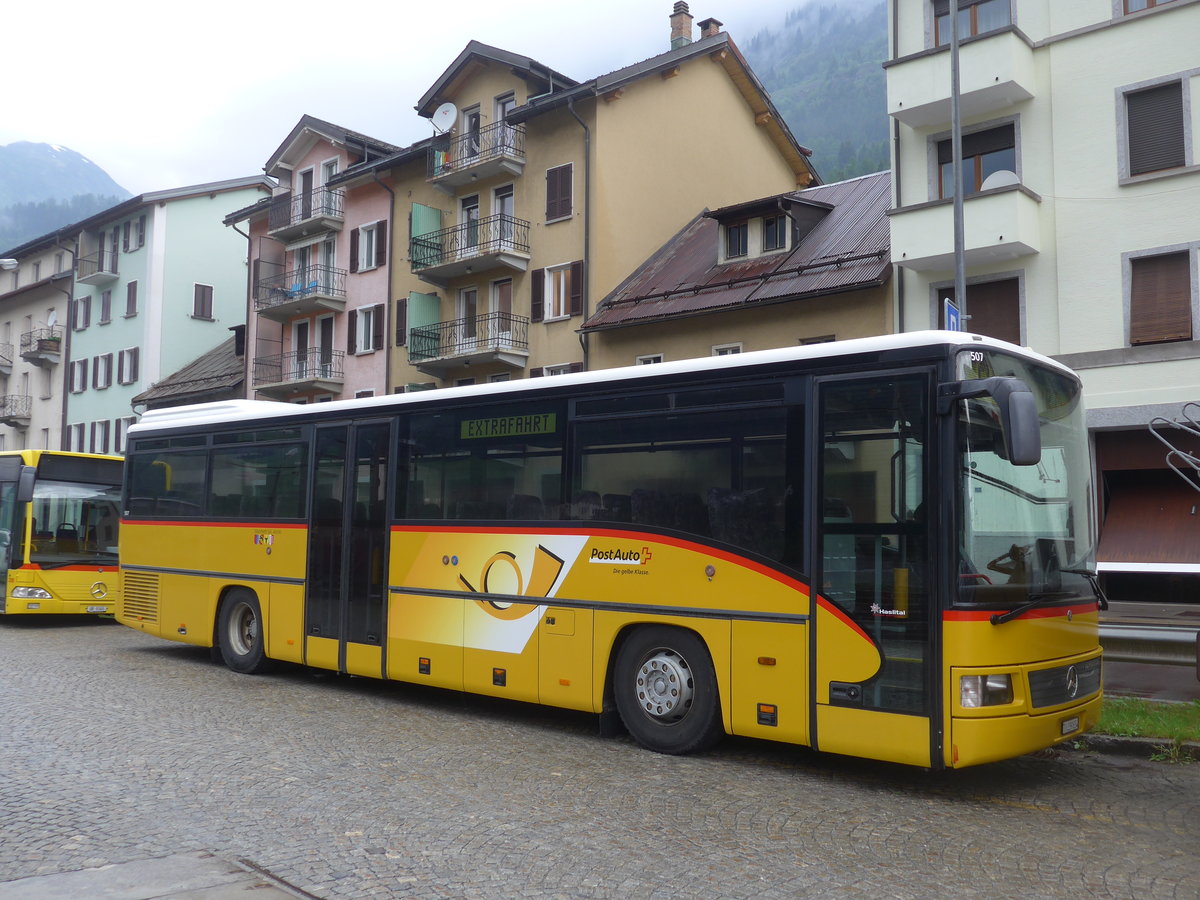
xmin=1130 ymin=252 xmax=1192 ymax=344
xmin=568 ymin=362 xmax=583 ymax=374
xmin=569 ymin=260 xmax=584 ymax=316
xmin=376 ymin=221 xmax=387 ymax=266
xmin=348 ymin=310 xmax=358 ymax=353
xmin=118 ymin=352 xmax=125 ymax=385
xmin=122 ymin=221 xmax=130 ymax=252
xmin=545 ymin=169 xmax=557 ymax=220
xmin=1128 ymin=82 xmax=1185 ymax=176
xmin=138 ymin=215 xmax=146 ymax=246
xmin=396 ymin=298 xmax=409 ymax=346
xmin=530 ymin=367 xmax=543 ymax=378
xmin=93 ymin=356 xmax=101 ymax=389
xmin=372 ymin=304 xmax=384 ymax=350
xmin=349 ymin=228 xmax=360 ymax=273
xmin=127 ymin=281 xmax=137 ymax=315
xmin=129 ymin=348 xmax=139 ymax=383
xmin=530 ymin=269 xmax=544 ymax=323
xmin=546 ymin=165 xmax=572 ymax=220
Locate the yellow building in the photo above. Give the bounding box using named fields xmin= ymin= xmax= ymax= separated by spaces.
xmin=338 ymin=5 xmax=820 ymax=391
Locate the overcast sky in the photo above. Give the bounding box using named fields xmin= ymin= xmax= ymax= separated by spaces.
xmin=1 ymin=0 xmax=806 ymax=196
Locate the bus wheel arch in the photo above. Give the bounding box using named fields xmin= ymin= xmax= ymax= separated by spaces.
xmin=215 ymin=587 xmax=273 ymax=675
xmin=610 ymin=624 xmax=724 ymax=755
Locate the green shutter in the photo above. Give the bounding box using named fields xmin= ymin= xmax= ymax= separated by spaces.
xmin=410 ymin=203 xmax=444 ymax=268
xmin=407 ymin=291 xmax=442 ymax=362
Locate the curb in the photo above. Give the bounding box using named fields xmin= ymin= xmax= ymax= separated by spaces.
xmin=1077 ymin=733 xmax=1200 ymax=759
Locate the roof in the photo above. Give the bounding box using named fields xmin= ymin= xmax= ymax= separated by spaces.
xmin=131 ymin=336 xmax=244 ymax=409
xmin=415 ymin=40 xmax=578 ymax=118
xmin=582 ymin=171 xmax=891 ymax=332
xmin=263 ymin=115 xmax=400 ymax=175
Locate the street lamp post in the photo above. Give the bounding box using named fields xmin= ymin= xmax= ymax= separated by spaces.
xmin=950 ymin=0 xmax=968 ymax=327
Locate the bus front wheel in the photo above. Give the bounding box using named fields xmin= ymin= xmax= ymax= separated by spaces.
xmin=217 ymin=590 xmax=273 ymax=675
xmin=614 ymin=626 xmax=723 ymax=755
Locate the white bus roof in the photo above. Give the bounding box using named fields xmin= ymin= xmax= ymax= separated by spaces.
xmin=129 ymin=331 xmax=1073 ymax=436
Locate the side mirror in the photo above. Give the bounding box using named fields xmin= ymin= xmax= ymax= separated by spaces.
xmin=17 ymin=466 xmax=35 ymax=503
xmin=938 ymin=376 xmax=1042 ymax=466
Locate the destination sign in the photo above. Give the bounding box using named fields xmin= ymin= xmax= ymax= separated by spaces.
xmin=460 ymin=413 xmax=558 ymax=440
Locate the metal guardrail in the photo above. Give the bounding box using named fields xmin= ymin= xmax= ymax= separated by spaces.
xmin=1100 ymin=624 xmax=1200 ymax=675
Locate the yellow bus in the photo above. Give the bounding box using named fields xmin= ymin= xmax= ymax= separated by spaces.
xmin=117 ymin=333 xmax=1103 ymax=768
xmin=0 ymin=450 xmax=123 ymax=616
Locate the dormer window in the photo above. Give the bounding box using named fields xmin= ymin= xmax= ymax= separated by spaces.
xmin=725 ymin=222 xmax=748 ymax=258
xmin=763 ymin=216 xmax=787 ymax=252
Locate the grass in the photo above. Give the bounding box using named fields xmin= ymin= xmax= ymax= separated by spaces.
xmin=1094 ymin=697 xmax=1200 ymax=743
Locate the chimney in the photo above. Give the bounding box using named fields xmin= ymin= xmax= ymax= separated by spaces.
xmin=697 ymin=17 xmax=722 ymax=39
xmin=670 ymin=2 xmax=694 ymax=50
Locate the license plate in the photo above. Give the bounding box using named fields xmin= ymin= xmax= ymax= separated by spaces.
xmin=1060 ymin=716 xmax=1080 ymax=736
xmin=86 ymin=605 xmax=109 ymax=613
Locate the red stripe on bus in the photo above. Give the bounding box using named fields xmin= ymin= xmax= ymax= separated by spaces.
xmin=942 ymin=603 xmax=1099 ymax=622
xmin=18 ymin=564 xmax=118 ymax=572
xmin=815 ymin=595 xmax=876 ymax=645
xmin=390 ymin=523 xmax=810 ymax=594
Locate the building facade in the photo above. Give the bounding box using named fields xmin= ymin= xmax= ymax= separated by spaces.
xmin=886 ymin=0 xmax=1200 ymax=602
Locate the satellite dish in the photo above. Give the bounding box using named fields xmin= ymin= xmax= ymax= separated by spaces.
xmin=47 ymin=310 xmax=57 ymax=327
xmin=432 ymin=102 xmax=458 ymax=134
xmin=980 ymin=169 xmax=1019 ymax=191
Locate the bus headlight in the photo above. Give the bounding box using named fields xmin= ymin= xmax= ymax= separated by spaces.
xmin=960 ymin=674 xmax=1013 ymax=708
xmin=11 ymin=587 xmax=53 ymax=600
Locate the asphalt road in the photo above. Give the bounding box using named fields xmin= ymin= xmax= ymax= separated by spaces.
xmin=1 ymin=616 xmax=1197 ymax=899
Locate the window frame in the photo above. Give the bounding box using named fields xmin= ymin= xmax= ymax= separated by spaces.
xmin=545 ymin=163 xmax=573 ymax=223
xmin=118 ymin=347 xmax=140 ymax=385
xmin=935 ymin=121 xmax=1017 ymax=199
xmin=193 ymin=283 xmax=214 ymax=320
xmin=545 ymin=264 xmax=573 ymax=320
xmin=724 ymin=221 xmax=749 ymax=260
xmin=1117 ymin=71 xmax=1194 ymax=183
xmin=933 ymin=0 xmax=1011 ymax=47
xmin=636 ymin=354 xmax=664 ymax=365
xmin=1124 ymin=244 xmax=1198 ymax=346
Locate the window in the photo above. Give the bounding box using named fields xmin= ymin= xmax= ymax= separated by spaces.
xmin=93 ymin=353 xmax=114 ymax=389
xmin=934 ymin=0 xmax=1010 ymax=46
xmin=1129 ymin=251 xmax=1192 ymax=344
xmin=99 ymin=290 xmax=111 ymax=324
xmin=354 ymin=390 xmax=375 ymax=399
xmin=91 ymin=420 xmax=111 ymax=454
xmin=74 ymin=296 xmax=91 ymax=330
xmin=937 ymin=278 xmax=1021 ymax=344
xmin=454 ymin=378 xmax=476 ymax=387
xmin=725 ymin=222 xmax=748 ymax=258
xmin=70 ymin=359 xmax=88 ymax=393
xmin=115 ymin=416 xmax=137 ymax=453
xmin=136 ymin=214 xmax=146 ymax=248
xmin=535 ymin=363 xmax=581 ymax=377
xmin=801 ymin=334 xmax=836 ymax=345
xmin=637 ymin=354 xmax=664 ymax=365
xmin=193 ymin=284 xmax=214 ymax=319
xmin=492 ymin=278 xmax=513 ymax=330
xmin=532 ymin=262 xmax=583 ymax=321
xmin=125 ymin=281 xmax=138 ymax=317
xmin=763 ymin=216 xmax=787 ymax=252
xmin=546 ymin=164 xmax=573 ymax=221
xmin=1125 ymin=80 xmax=1185 ymax=177
xmin=209 ymin=441 xmax=308 ymax=519
xmin=69 ymin=423 xmax=85 ymax=452
xmin=458 ymin=288 xmax=479 ymax=342
xmin=118 ymin=347 xmax=140 ymax=385
xmin=54 ymin=252 xmax=64 ymax=274
xmin=349 ymin=304 xmax=384 ymax=353
xmin=489 ymin=373 xmax=511 ymax=383
xmin=938 ymin=123 xmax=1015 ymax=198
xmin=712 ymin=343 xmax=743 ymax=356
xmin=31 ymin=261 xmax=40 ymax=281
xmin=1125 ymin=0 xmax=1178 ymax=12
xmin=460 ymin=196 xmax=480 ymax=250
xmin=350 ymin=221 xmax=387 ymax=272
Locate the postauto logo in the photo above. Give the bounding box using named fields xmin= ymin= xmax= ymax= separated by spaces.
xmin=588 ymin=545 xmax=653 ymax=565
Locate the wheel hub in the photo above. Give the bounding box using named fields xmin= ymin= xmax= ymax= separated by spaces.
xmin=635 ymin=650 xmax=694 ymax=722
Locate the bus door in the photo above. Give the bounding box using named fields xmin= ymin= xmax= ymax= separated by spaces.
xmin=305 ymin=421 xmax=392 ymax=677
xmin=0 ymin=459 xmax=30 ymax=612
xmin=812 ymin=373 xmax=935 ymax=767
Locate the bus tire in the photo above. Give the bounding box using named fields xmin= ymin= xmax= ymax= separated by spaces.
xmin=614 ymin=626 xmax=723 ymax=755
xmin=217 ymin=590 xmax=273 ymax=675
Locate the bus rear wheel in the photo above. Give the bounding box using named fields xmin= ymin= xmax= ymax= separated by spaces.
xmin=614 ymin=626 xmax=723 ymax=755
xmin=217 ymin=590 xmax=272 ymax=675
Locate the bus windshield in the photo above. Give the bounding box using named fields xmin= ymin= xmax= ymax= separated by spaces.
xmin=956 ymin=351 xmax=1094 ymax=607
xmin=28 ymin=479 xmax=122 ymax=568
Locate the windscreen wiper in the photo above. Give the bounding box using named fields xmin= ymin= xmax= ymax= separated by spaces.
xmin=1062 ymin=567 xmax=1110 ymax=611
xmin=990 ymin=593 xmax=1058 ymax=625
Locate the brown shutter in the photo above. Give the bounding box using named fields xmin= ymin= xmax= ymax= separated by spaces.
xmin=568 ymin=362 xmax=583 ymax=374
xmin=569 ymin=260 xmax=584 ymax=316
xmin=1128 ymin=82 xmax=1185 ymax=176
xmin=530 ymin=367 xmax=543 ymax=378
xmin=1130 ymin=252 xmax=1192 ymax=344
xmin=560 ymin=164 xmax=573 ymax=218
xmin=546 ymin=165 xmax=572 ymax=220
xmin=530 ymin=268 xmax=544 ymax=322
xmin=118 ymin=352 xmax=125 ymax=384
xmin=348 ymin=310 xmax=358 ymax=353
xmin=349 ymin=228 xmax=360 ymax=273
xmin=130 ymin=348 xmax=139 ymax=382
xmin=92 ymin=356 xmax=100 ymax=389
xmin=373 ymin=304 xmax=384 ymax=350
xmin=122 ymin=221 xmax=130 ymax=252
xmin=395 ymin=298 xmax=407 ymax=346
xmin=376 ymin=221 xmax=387 ymax=266
xmin=545 ymin=168 xmax=557 ymax=221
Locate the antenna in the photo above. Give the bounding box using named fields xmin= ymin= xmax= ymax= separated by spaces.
xmin=432 ymin=102 xmax=458 ymax=134
xmin=46 ymin=309 xmax=58 ymax=328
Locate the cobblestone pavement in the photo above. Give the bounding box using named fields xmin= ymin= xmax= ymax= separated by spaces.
xmin=1 ymin=617 xmax=1198 ymax=900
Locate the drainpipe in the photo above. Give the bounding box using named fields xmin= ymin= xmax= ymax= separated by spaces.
xmin=891 ymin=0 xmax=905 ymax=334
xmin=372 ymin=169 xmax=396 ymax=396
xmin=230 ymin=220 xmax=253 ymax=400
xmin=53 ymin=231 xmax=77 ymax=450
xmin=567 ymin=95 xmax=591 ymax=371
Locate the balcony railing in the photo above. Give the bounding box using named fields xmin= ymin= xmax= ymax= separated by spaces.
xmin=20 ymin=327 xmax=63 ymax=366
xmin=410 ymin=214 xmax=531 ymax=277
xmin=267 ymin=188 xmax=345 ymax=239
xmin=428 ymin=121 xmax=526 ymax=183
xmin=252 ymin=348 xmax=345 ymax=390
xmin=409 ymin=312 xmax=529 ymax=365
xmin=0 ymin=394 xmax=31 ymax=426
xmin=76 ymin=250 xmax=118 ymax=285
xmin=0 ymin=343 xmax=12 ymax=375
xmin=253 ymin=264 xmax=348 ymax=321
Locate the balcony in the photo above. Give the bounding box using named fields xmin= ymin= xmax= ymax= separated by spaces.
xmin=0 ymin=394 xmax=31 ymax=428
xmin=409 ymin=214 xmax=531 ymax=287
xmin=20 ymin=327 xmax=62 ymax=367
xmin=76 ymin=250 xmax=118 ymax=286
xmin=428 ymin=121 xmax=526 ymax=191
xmin=409 ymin=312 xmax=530 ymax=375
xmin=0 ymin=343 xmax=12 ymax=377
xmin=252 ymin=348 xmax=345 ymax=398
xmin=266 ymin=188 xmax=345 ymax=242
xmin=254 ymin=265 xmax=347 ymax=322
xmin=889 ymin=183 xmax=1041 ymax=272
xmin=888 ymin=30 xmax=1036 ymax=129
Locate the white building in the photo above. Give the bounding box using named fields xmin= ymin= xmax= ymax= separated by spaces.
xmin=886 ymin=0 xmax=1200 ymax=605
